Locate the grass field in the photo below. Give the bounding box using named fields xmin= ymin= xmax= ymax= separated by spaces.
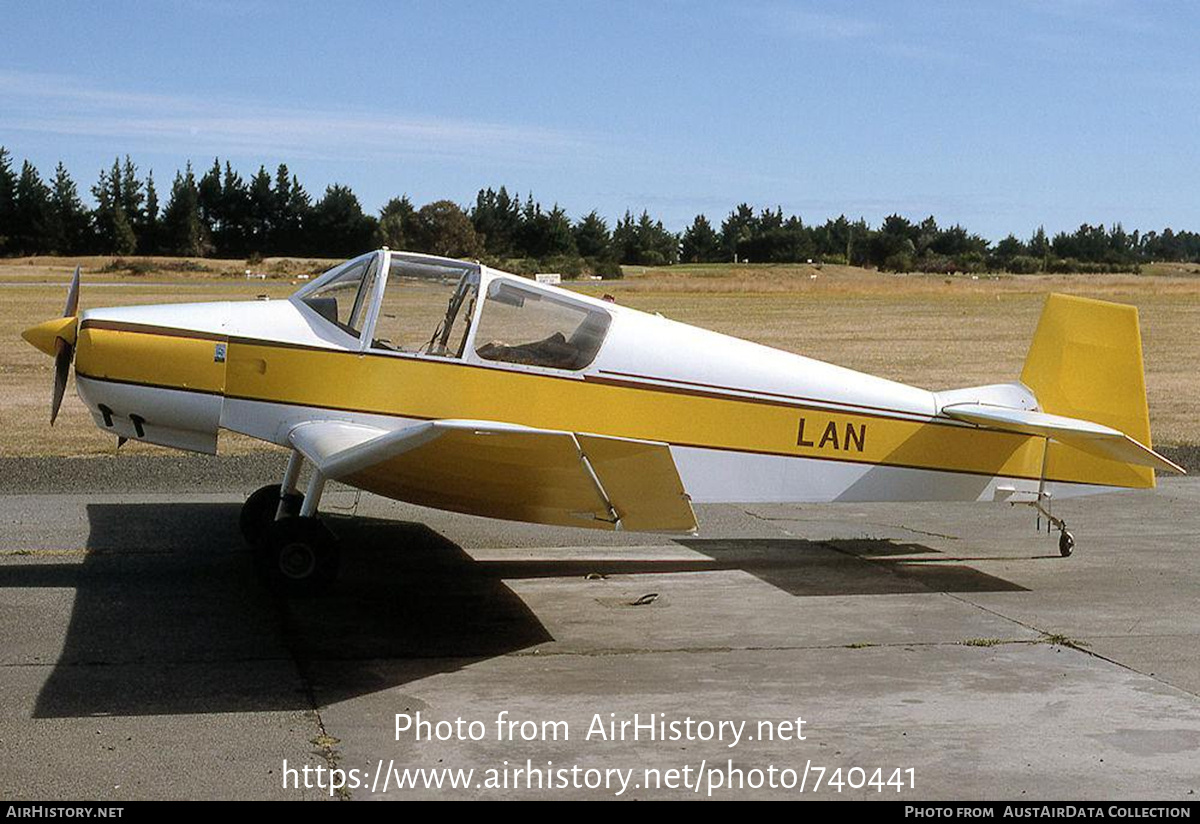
xmin=2 ymin=256 xmax=1197 ymax=457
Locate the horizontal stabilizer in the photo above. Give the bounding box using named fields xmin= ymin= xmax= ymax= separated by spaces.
xmin=288 ymin=419 xmax=697 ymax=532
xmin=941 ymin=403 xmax=1184 ymax=475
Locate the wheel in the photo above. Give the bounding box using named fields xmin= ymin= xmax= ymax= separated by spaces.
xmin=1059 ymin=530 xmax=1075 ymax=557
xmin=255 ymin=516 xmax=340 ymax=597
xmin=240 ymin=484 xmax=303 ymax=545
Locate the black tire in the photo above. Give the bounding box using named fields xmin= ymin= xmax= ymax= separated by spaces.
xmin=1059 ymin=530 xmax=1075 ymax=557
xmin=255 ymin=516 xmax=340 ymax=597
xmin=239 ymin=484 xmax=303 ymax=545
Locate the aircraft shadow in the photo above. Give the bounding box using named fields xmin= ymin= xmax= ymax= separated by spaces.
xmin=11 ymin=503 xmax=1024 ymax=718
xmin=23 ymin=503 xmax=553 ymax=718
xmin=677 ymin=538 xmax=1030 ymax=597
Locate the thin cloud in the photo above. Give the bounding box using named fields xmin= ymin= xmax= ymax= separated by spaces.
xmin=737 ymin=3 xmax=957 ymax=63
xmin=0 ymin=70 xmax=597 ymax=165
xmin=1022 ymin=0 xmax=1164 ymax=37
xmin=753 ymin=6 xmax=878 ymax=40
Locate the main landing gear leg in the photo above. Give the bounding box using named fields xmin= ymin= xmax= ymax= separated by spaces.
xmin=242 ymin=454 xmax=342 ymax=596
xmin=239 ymin=450 xmax=305 ymax=544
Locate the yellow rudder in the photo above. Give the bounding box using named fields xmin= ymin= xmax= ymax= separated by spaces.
xmin=1021 ymin=293 xmax=1155 ymax=488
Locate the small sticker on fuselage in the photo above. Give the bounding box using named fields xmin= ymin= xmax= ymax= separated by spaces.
xmin=214 ymin=343 xmax=227 ymax=363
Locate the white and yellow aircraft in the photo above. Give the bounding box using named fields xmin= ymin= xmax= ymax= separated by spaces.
xmin=22 ymin=250 xmax=1183 ymax=594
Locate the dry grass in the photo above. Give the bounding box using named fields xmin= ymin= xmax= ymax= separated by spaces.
xmin=0 ymin=255 xmax=339 ymax=282
xmin=2 ymin=259 xmax=1197 ymax=457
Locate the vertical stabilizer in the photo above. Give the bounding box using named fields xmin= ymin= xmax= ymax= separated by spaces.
xmin=1021 ymin=294 xmax=1155 ymax=488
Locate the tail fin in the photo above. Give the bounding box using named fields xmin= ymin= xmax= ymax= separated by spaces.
xmin=1021 ymin=294 xmax=1158 ymax=487
xmin=1022 ymin=294 xmax=1151 ymax=445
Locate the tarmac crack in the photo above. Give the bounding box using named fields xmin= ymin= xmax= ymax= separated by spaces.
xmin=0 ymin=655 xmax=295 ymax=668
xmin=505 ymin=639 xmax=1044 ymax=658
xmin=943 ymin=592 xmax=1200 ymax=701
xmin=738 ymin=508 xmax=960 ymax=540
xmin=274 ymin=599 xmax=348 ymax=801
xmin=879 ymin=523 xmax=960 ymax=540
xmin=0 ymin=548 xmax=177 ymax=557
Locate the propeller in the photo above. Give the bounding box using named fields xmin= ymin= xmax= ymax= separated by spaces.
xmin=52 ymin=266 xmax=84 ymax=423
xmin=50 ymin=266 xmax=82 ymax=424
xmin=20 ymin=266 xmax=81 ymax=425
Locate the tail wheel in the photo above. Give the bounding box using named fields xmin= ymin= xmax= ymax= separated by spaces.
xmin=256 ymin=516 xmax=340 ymax=597
xmin=1059 ymin=530 xmax=1075 ymax=557
xmin=239 ymin=484 xmax=303 ymax=545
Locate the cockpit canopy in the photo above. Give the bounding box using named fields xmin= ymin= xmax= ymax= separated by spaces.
xmin=291 ymin=250 xmax=612 ymax=371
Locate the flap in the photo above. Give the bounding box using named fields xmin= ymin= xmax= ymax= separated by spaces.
xmin=287 ymin=419 xmax=697 ymax=532
xmin=577 ymin=434 xmax=697 ymax=532
xmin=941 ymin=403 xmax=1184 ymax=475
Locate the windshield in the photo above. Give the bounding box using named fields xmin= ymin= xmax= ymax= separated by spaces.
xmin=298 ymin=255 xmax=379 ymax=338
xmin=372 ymin=253 xmax=480 ymax=357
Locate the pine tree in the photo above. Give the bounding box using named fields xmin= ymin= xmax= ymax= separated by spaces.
xmin=634 ymin=210 xmax=678 ymax=266
xmin=814 ymin=215 xmax=853 ymax=261
xmin=111 ymin=208 xmax=137 ymax=255
xmin=120 ymin=156 xmax=145 ymax=234
xmin=680 ymin=214 xmax=721 ymax=263
xmin=720 ymin=204 xmax=756 ymax=262
xmin=916 ymin=216 xmax=940 ymax=257
xmin=471 ymin=186 xmax=522 ymax=256
xmin=161 ymin=163 xmax=208 ymax=256
xmin=197 ymin=158 xmax=223 ymax=236
xmin=544 ymin=205 xmax=576 ymax=258
xmin=1029 ymin=225 xmax=1050 ymax=267
xmin=989 ymin=234 xmax=1027 ymax=270
xmin=515 ymin=194 xmax=551 ymax=258
xmin=283 ymin=174 xmax=311 ymax=255
xmin=218 ymin=161 xmax=249 ymax=256
xmin=91 ymin=160 xmax=137 ymax=255
xmin=311 ymin=184 xmax=377 ymax=257
xmin=611 ymin=211 xmax=638 ymax=264
xmin=141 ymin=172 xmax=160 ymax=255
xmin=0 ymin=147 xmax=17 ymax=255
xmin=48 ymin=162 xmax=90 ymax=254
xmin=12 ymin=161 xmax=52 ymax=255
xmin=247 ymin=165 xmax=273 ymax=255
xmin=573 ymin=210 xmax=611 ymax=260
xmin=270 ymin=164 xmax=292 ymax=253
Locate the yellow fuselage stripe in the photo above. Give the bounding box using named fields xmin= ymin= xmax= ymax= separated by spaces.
xmin=75 ymin=324 xmax=1154 ymax=489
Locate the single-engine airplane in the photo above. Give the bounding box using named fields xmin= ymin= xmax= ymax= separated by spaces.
xmin=22 ymin=250 xmax=1184 ymax=594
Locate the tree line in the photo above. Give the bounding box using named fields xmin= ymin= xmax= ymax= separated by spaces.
xmin=2 ymin=147 xmax=1199 ymax=277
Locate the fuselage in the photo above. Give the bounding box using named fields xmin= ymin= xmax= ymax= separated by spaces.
xmin=67 ymin=251 xmax=1140 ymax=509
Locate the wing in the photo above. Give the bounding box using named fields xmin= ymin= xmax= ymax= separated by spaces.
xmin=940 ymin=403 xmax=1184 ymax=475
xmin=288 ymin=419 xmax=697 ymax=533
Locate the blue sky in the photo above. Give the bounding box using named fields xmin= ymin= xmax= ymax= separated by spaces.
xmin=2 ymin=1 xmax=1197 ymax=240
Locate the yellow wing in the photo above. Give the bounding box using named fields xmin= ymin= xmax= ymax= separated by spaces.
xmin=288 ymin=419 xmax=697 ymax=533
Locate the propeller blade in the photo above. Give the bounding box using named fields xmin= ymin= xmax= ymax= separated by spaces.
xmin=63 ymin=266 xmax=81 ymax=317
xmin=51 ymin=337 xmax=73 ymax=425
xmin=51 ymin=266 xmax=82 ymax=424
